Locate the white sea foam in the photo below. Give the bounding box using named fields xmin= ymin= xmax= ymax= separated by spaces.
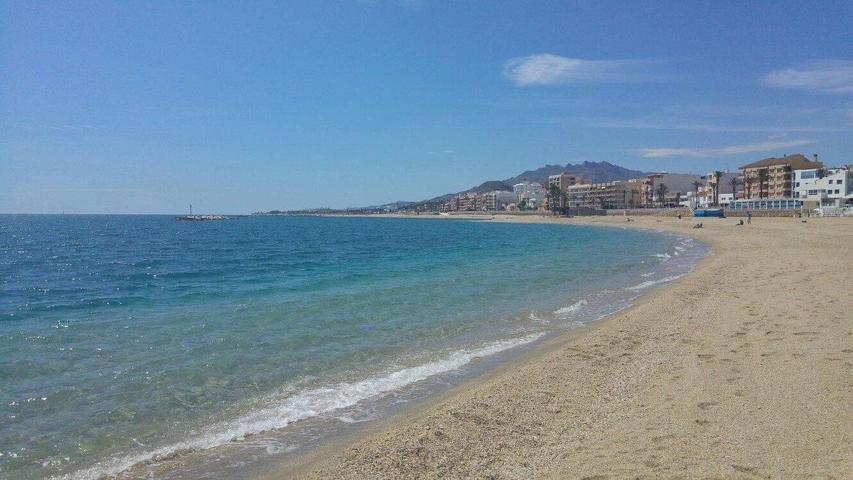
xmin=528 ymin=311 xmax=548 ymax=325
xmin=653 ymin=253 xmax=672 ymax=261
xmin=56 ymin=333 xmax=544 ymax=480
xmin=640 ymin=271 xmax=656 ymax=278
xmin=554 ymin=299 xmax=587 ymax=316
xmin=625 ymin=274 xmax=683 ymax=291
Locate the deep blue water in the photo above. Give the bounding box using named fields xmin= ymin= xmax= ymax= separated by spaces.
xmin=0 ymin=215 xmax=705 ymax=479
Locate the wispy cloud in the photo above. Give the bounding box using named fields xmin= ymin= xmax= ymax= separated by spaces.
xmin=763 ymin=60 xmax=853 ymax=94
xmin=638 ymin=139 xmax=815 ymax=158
xmin=589 ymin=118 xmax=841 ymax=133
xmin=502 ymin=54 xmax=661 ymax=86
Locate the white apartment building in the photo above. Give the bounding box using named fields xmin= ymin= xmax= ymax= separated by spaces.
xmin=513 ymin=181 xmax=546 ymax=209
xmin=513 ymin=181 xmax=545 ymax=196
xmin=792 ymin=167 xmax=852 ymax=208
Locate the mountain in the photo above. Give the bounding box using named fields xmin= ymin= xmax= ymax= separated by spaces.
xmin=656 ymin=173 xmax=704 ymax=194
xmin=427 ymin=161 xmax=648 ymax=202
xmin=557 ymin=161 xmax=646 ymax=183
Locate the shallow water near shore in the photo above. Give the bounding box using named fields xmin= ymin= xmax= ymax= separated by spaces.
xmin=0 ymin=215 xmax=706 ymax=479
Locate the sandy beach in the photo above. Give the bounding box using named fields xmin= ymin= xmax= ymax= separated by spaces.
xmin=273 ymin=215 xmax=853 ymax=479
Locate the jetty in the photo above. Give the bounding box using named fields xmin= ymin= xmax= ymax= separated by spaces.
xmin=175 ymin=214 xmax=226 ymax=221
xmin=175 ymin=204 xmax=226 ymax=221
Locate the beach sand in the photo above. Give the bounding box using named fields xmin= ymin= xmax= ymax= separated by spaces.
xmin=273 ymin=215 xmax=852 ymax=479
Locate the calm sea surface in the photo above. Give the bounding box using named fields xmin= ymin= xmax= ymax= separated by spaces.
xmin=0 ymin=215 xmax=706 ymax=479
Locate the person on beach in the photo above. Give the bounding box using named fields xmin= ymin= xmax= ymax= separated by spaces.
xmin=747 ymin=211 xmax=752 ymax=224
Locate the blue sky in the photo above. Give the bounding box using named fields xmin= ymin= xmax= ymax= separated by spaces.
xmin=2 ymin=1 xmax=852 ymax=213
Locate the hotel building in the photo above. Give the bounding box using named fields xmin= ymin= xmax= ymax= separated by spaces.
xmin=739 ymin=154 xmax=822 ymax=199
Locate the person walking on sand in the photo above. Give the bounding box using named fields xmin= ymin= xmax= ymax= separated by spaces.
xmin=747 ymin=210 xmax=752 ymax=225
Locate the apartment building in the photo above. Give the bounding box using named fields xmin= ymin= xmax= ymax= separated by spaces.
xmin=482 ymin=190 xmax=518 ymax=211
xmin=548 ymin=174 xmax=587 ymax=192
xmin=792 ymin=167 xmax=852 ymax=208
xmin=565 ymin=180 xmax=642 ymax=209
xmin=704 ymin=171 xmax=740 ymax=205
xmin=739 ymin=154 xmax=822 ymax=199
xmin=512 ymin=181 xmax=545 ymax=196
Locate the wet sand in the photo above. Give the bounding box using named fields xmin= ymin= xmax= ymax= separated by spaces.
xmin=273 ymin=215 xmax=852 ymax=479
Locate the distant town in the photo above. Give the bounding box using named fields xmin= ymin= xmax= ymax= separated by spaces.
xmin=256 ymin=154 xmax=852 ymax=217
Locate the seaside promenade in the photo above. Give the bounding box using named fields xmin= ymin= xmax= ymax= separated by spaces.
xmin=283 ymin=215 xmax=852 ymax=479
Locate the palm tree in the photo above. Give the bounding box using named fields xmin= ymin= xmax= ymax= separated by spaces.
xmin=712 ymin=170 xmax=724 ymax=206
xmin=757 ymin=169 xmax=770 ymax=198
xmin=692 ymin=180 xmax=703 ymax=196
xmin=728 ymin=176 xmax=740 ymax=203
xmin=655 ymin=183 xmax=669 ymax=207
xmin=816 ymin=167 xmax=828 ymax=179
xmin=743 ymin=175 xmax=755 ymax=199
xmin=547 ymin=184 xmax=561 ymax=214
xmin=674 ymin=191 xmax=682 ymax=207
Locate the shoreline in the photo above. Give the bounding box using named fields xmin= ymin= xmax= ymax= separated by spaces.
xmin=265 ymin=214 xmax=852 ymax=479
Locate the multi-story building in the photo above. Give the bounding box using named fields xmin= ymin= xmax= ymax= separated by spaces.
xmin=704 ymin=171 xmax=740 ymax=205
xmin=565 ymin=184 xmax=592 ymax=209
xmin=792 ymin=166 xmax=852 ymax=208
xmin=442 ymin=193 xmax=483 ymax=212
xmin=513 ymin=181 xmax=545 ymax=196
xmin=548 ymin=174 xmax=588 ymax=209
xmin=457 ymin=193 xmax=482 ymax=211
xmin=565 ymin=180 xmax=641 ymax=210
xmin=548 ymin=173 xmax=587 ymax=191
xmin=482 ymin=190 xmax=518 ymax=211
xmin=623 ymin=180 xmax=645 ymax=208
xmin=513 ymin=181 xmax=546 ymax=209
xmin=739 ymin=154 xmax=822 ymax=199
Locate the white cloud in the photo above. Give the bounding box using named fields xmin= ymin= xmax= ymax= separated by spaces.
xmin=502 ymin=54 xmax=660 ymax=86
xmin=763 ymin=60 xmax=853 ymax=94
xmin=638 ymin=139 xmax=815 ymax=158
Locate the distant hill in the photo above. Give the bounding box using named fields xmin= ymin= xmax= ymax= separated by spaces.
xmin=656 ymin=173 xmax=704 ymax=194
xmin=426 ymin=161 xmax=649 ymax=203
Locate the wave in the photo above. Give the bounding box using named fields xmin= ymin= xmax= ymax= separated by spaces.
xmin=625 ymin=274 xmax=683 ymax=292
xmin=56 ymin=333 xmax=545 ymax=480
xmin=653 ymin=253 xmax=672 ymax=262
xmin=554 ymin=299 xmax=587 ymax=316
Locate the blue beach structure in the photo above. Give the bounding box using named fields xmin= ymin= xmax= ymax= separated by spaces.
xmin=693 ymin=208 xmax=725 ymax=218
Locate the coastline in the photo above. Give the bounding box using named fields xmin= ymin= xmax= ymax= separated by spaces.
xmin=266 ymin=214 xmax=852 ymax=479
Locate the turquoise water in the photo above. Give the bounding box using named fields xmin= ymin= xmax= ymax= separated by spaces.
xmin=0 ymin=215 xmax=705 ymax=479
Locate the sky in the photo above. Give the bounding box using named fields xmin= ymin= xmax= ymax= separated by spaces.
xmin=1 ymin=1 xmax=852 ymax=214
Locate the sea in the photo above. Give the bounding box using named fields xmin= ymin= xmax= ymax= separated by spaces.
xmin=0 ymin=215 xmax=707 ymax=479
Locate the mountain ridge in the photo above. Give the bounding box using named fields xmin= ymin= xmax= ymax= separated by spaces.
xmin=425 ymin=161 xmax=649 ymax=203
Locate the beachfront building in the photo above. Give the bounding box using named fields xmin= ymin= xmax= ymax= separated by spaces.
xmin=547 ymin=173 xmax=587 ymax=210
xmin=792 ymin=166 xmax=853 ymax=208
xmin=513 ymin=181 xmax=545 ymax=196
xmin=442 ymin=193 xmax=483 ymax=212
xmin=564 ymin=180 xmax=643 ymax=210
xmin=588 ymin=181 xmax=630 ymax=209
xmin=548 ymin=173 xmax=586 ymax=193
xmin=703 ymin=171 xmax=740 ymax=205
xmin=513 ymin=181 xmax=546 ymax=210
xmin=565 ymin=184 xmax=592 ymax=209
xmin=739 ymin=154 xmax=822 ymax=199
xmin=457 ymin=193 xmax=482 ymax=211
xmin=729 ymin=198 xmax=803 ymax=210
xmin=482 ymin=190 xmax=518 ymax=211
